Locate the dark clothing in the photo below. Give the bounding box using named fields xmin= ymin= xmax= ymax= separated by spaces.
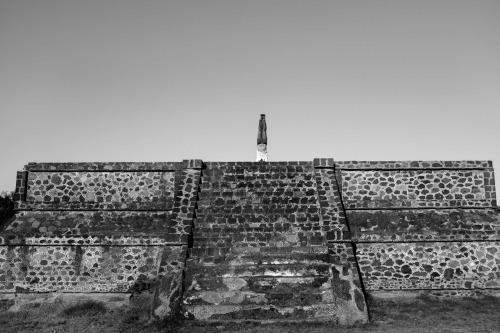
xmin=257 ymin=118 xmax=267 ymax=145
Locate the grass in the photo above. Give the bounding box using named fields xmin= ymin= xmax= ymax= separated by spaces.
xmin=1 ymin=295 xmax=500 ymax=333
xmin=61 ymin=300 xmax=107 ymax=318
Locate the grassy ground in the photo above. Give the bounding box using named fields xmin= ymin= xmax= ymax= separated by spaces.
xmin=1 ymin=295 xmax=499 ymax=333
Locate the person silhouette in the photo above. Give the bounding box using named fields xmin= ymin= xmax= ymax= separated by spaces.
xmin=256 ymin=114 xmax=268 ymax=162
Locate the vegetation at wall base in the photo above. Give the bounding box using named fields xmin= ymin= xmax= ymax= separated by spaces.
xmin=1 ymin=295 xmax=499 ymax=333
xmin=0 ymin=191 xmax=15 ymax=231
xmin=61 ymin=300 xmax=107 ymax=318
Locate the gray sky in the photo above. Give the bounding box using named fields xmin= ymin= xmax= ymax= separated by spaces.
xmin=1 ymin=0 xmax=499 ymax=192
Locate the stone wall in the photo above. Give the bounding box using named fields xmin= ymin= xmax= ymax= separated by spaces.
xmin=184 ymin=160 xmax=368 ymax=324
xmin=338 ymin=161 xmax=499 ymax=296
xmin=1 ymin=160 xmax=202 ymax=319
xmin=1 ymin=159 xmax=498 ymax=324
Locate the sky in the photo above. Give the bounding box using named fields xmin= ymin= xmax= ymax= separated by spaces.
xmin=1 ymin=0 xmax=499 ymax=192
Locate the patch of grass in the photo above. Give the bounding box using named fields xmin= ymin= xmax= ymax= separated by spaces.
xmin=1 ymin=295 xmax=499 ymax=333
xmin=121 ymin=307 xmax=141 ymax=324
xmin=61 ymin=300 xmax=107 ymax=318
xmin=0 ymin=191 xmax=15 ymax=231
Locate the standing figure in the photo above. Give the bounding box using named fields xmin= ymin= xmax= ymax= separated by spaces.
xmin=256 ymin=114 xmax=268 ymax=162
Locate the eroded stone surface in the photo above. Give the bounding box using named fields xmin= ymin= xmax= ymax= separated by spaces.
xmin=0 ymin=245 xmax=186 ymax=292
xmin=184 ymin=162 xmax=368 ymax=324
xmin=151 ymin=269 xmax=184 ymax=320
xmin=336 ymin=160 xmax=492 ymax=169
xmin=357 ymin=241 xmax=500 ymax=290
xmin=341 ymin=170 xmax=495 ymax=208
xmin=348 ymin=208 xmax=500 ymax=242
xmin=2 ymin=159 xmax=498 ymax=325
xmin=183 ymin=248 xmax=368 ymax=324
xmin=335 ymin=161 xmax=499 ymax=300
xmin=192 ymin=162 xmax=343 ymax=258
xmin=24 ymin=171 xmax=175 ymax=210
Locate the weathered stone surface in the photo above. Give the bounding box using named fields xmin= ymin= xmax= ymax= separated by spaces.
xmin=1 ymin=159 xmax=498 ymax=325
xmin=3 ymin=211 xmax=180 ymax=244
xmin=183 ymin=249 xmax=367 ymax=324
xmin=22 ymin=171 xmax=175 ymax=210
xmin=356 ymin=241 xmax=500 ymax=290
xmin=348 ymin=208 xmax=500 ymax=242
xmin=0 ymin=245 xmax=185 ymax=292
xmin=184 ymin=161 xmax=368 ymax=324
xmin=341 ymin=169 xmax=495 ymax=208
xmin=151 ymin=269 xmax=184 ymax=321
xmin=336 ymin=160 xmax=493 ymax=169
xmin=24 ymin=162 xmax=181 ymax=171
xmin=1 ymin=162 xmax=195 ymax=297
xmin=336 ymin=161 xmax=498 ymax=299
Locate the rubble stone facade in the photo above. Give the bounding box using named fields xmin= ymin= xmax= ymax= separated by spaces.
xmin=1 ymin=159 xmax=498 ymax=324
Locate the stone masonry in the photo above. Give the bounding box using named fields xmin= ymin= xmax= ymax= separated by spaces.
xmin=183 ymin=160 xmax=367 ymax=324
xmin=1 ymin=159 xmax=499 ymax=325
xmin=338 ymin=160 xmax=499 ymax=297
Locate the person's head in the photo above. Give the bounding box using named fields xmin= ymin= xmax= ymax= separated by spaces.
xmin=260 ymin=114 xmax=265 ymax=119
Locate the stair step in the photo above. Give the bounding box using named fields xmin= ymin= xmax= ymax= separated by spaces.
xmin=184 ymin=288 xmax=329 ymax=307
xmin=184 ymin=275 xmax=330 ymax=296
xmin=186 ymin=262 xmax=331 ymax=279
xmin=189 ymin=246 xmax=334 ymax=261
xmin=183 ymin=303 xmax=361 ymax=323
xmin=188 ymin=252 xmax=333 ymax=267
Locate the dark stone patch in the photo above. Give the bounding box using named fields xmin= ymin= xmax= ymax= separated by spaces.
xmin=401 ymin=265 xmax=412 ymax=275
xmin=444 ymin=268 xmax=454 ymax=279
xmin=330 ymin=266 xmax=352 ymax=301
xmin=354 ymin=289 xmax=365 ymax=311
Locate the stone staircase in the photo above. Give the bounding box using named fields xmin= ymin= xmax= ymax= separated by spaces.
xmin=183 ymin=246 xmax=366 ymax=324
xmin=182 ymin=161 xmax=368 ymax=324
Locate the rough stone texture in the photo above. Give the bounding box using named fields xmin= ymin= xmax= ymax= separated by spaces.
xmin=341 ymin=169 xmax=495 ymax=208
xmin=24 ymin=162 xmax=181 ymax=171
xmin=150 ymin=162 xmax=202 ymax=320
xmin=183 ymin=247 xmax=367 ymax=325
xmin=356 ymin=241 xmax=500 ymax=290
xmin=192 ymin=162 xmax=334 ymax=255
xmin=170 ymin=168 xmax=201 ymax=241
xmin=21 ymin=171 xmax=175 ymax=210
xmin=348 ymin=208 xmax=500 ymax=242
xmin=184 ymin=161 xmax=368 ymax=324
xmin=1 ymin=160 xmax=203 ymax=323
xmin=338 ymin=160 xmax=499 ymax=298
xmin=314 ymin=168 xmax=350 ymax=241
xmin=151 ymin=269 xmax=184 ymax=320
xmin=1 ymin=211 xmax=185 ymax=245
xmin=0 ymin=244 xmax=186 ymax=292
xmin=1 ymin=159 xmax=499 ymax=324
xmin=370 ymin=288 xmax=500 ymax=299
xmin=336 ymin=160 xmax=492 ymax=169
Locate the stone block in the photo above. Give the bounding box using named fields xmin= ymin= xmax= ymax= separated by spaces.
xmin=313 ymin=158 xmax=335 ymax=168
xmin=183 ymin=159 xmax=203 ymax=169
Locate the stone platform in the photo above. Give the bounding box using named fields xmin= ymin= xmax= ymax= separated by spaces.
xmin=1 ymin=159 xmax=498 ymax=325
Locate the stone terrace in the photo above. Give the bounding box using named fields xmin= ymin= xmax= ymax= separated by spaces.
xmin=0 ymin=159 xmax=498 ymax=325
xmin=184 ymin=161 xmax=368 ymax=324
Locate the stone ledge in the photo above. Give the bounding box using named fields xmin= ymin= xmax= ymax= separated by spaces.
xmin=336 ymin=160 xmax=493 ymax=170
xmin=313 ymin=158 xmax=335 ymax=168
xmin=24 ymin=162 xmax=183 ymax=171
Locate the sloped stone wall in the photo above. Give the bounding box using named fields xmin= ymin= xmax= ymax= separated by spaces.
xmin=1 ymin=158 xmax=498 ymax=324
xmin=184 ymin=160 xmax=368 ymax=324
xmin=338 ymin=161 xmax=499 ymax=296
xmin=193 ymin=162 xmax=328 ymax=253
xmin=1 ymin=160 xmax=202 ymax=319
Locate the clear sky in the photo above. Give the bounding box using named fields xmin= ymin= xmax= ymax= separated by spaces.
xmin=1 ymin=0 xmax=499 ymax=192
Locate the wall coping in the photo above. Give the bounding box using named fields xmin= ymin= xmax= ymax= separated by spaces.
xmin=23 ymin=160 xmax=493 ymax=171
xmin=336 ymin=160 xmax=493 ymax=170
